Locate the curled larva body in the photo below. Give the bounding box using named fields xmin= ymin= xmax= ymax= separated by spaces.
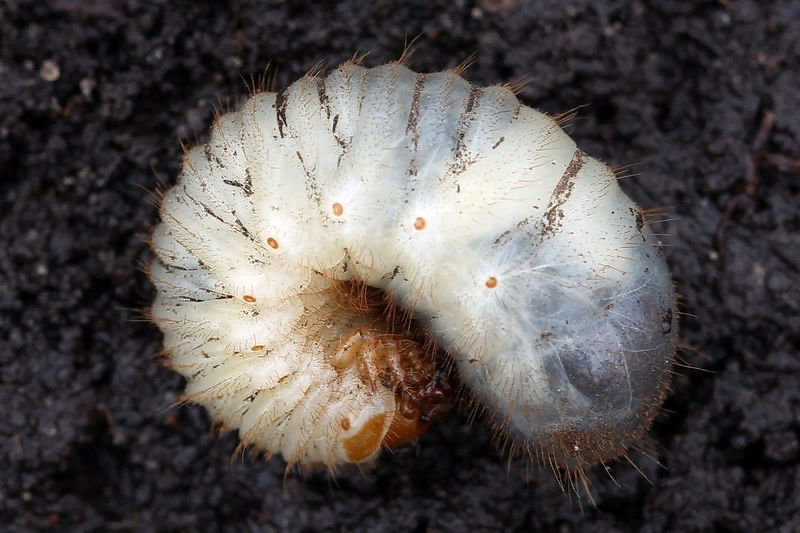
xmin=149 ymin=61 xmax=677 ymax=471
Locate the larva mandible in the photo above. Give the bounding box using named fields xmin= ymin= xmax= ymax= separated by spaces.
xmin=148 ymin=59 xmax=677 ymax=475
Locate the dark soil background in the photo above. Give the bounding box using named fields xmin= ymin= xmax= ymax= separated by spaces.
xmin=2 ymin=1 xmax=799 ymax=532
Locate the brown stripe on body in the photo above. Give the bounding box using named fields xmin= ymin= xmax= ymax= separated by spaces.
xmin=541 ymin=150 xmax=587 ymax=237
xmin=274 ymin=89 xmax=288 ymax=138
xmin=316 ymin=77 xmax=331 ymax=119
xmin=405 ymin=74 xmax=426 ymax=151
xmin=356 ymin=67 xmax=369 ymax=115
xmin=404 ymin=74 xmax=427 ymax=178
xmin=446 ymin=85 xmax=483 ymax=179
xmin=181 ymin=188 xmax=237 ymax=232
xmin=294 ymin=149 xmax=322 ymax=208
xmin=242 ymin=168 xmax=253 ymax=196
xmin=203 ymin=145 xmax=225 ymax=168
xmin=463 ymin=84 xmax=481 ymax=115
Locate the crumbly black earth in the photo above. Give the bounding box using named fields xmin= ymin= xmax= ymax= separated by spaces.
xmin=2 ymin=1 xmax=799 ymax=532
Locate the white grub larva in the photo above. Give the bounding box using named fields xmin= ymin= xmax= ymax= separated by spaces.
xmin=148 ymin=59 xmax=677 ymax=477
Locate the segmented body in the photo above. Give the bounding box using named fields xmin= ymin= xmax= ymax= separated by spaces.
xmin=149 ymin=61 xmax=677 ymax=470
